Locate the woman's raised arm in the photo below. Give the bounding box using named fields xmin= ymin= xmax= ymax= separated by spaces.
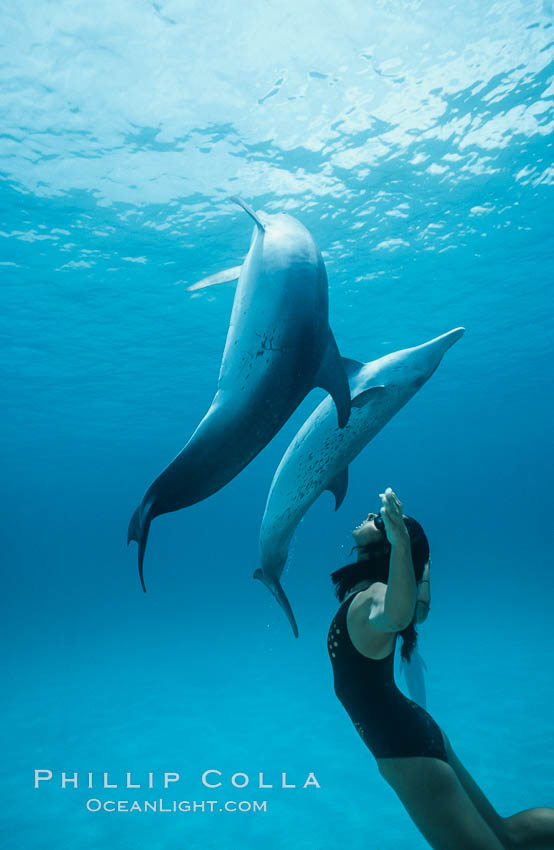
xmin=380 ymin=488 xmax=417 ymax=630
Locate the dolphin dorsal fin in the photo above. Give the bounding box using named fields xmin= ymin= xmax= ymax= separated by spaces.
xmin=351 ymin=384 xmax=385 ymax=408
xmin=341 ymin=356 xmax=364 ymax=378
xmin=314 ymin=331 xmax=351 ymax=428
xmin=230 ymin=196 xmax=266 ymax=231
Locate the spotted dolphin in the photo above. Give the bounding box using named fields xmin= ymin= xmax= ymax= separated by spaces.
xmin=256 ymin=327 xmax=465 ymax=636
xmin=128 ymin=198 xmax=351 ymax=590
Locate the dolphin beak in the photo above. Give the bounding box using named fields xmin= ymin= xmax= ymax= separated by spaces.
xmin=419 ymin=326 xmax=465 ymax=359
xmin=407 ymin=326 xmax=465 ymax=378
xmin=429 ymin=326 xmax=465 ymax=351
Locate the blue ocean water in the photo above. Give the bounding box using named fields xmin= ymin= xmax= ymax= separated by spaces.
xmin=1 ymin=1 xmax=553 ymax=847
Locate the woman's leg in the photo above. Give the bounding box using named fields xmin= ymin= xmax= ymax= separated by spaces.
xmin=439 ymin=729 xmax=513 ymax=847
xmin=440 ymin=728 xmax=554 ymax=850
xmin=504 ymin=809 xmax=554 ymax=849
xmin=376 ymin=755 xmax=508 ymax=850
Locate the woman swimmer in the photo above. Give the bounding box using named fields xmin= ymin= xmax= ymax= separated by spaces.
xmin=328 ymin=487 xmax=554 ymax=850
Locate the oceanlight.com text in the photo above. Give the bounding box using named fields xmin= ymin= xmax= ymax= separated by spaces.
xmin=85 ymin=798 xmax=268 ymax=814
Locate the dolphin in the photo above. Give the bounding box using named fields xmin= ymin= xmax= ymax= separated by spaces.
xmin=128 ymin=198 xmax=351 ymax=591
xmin=256 ymin=327 xmax=465 ymax=636
xmin=396 ymin=647 xmax=428 ymax=709
xmin=187 ymin=265 xmax=241 ymax=292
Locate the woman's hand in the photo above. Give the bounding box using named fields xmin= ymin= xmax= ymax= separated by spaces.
xmin=379 ymin=487 xmax=410 ymax=547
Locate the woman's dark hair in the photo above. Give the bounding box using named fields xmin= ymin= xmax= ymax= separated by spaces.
xmin=330 ymin=516 xmax=429 ymax=663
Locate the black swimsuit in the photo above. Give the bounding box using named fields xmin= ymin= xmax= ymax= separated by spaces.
xmin=328 ymin=592 xmax=448 ymax=762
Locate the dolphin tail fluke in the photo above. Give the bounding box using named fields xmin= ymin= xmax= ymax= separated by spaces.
xmin=253 ymin=568 xmax=299 ymax=638
xmin=401 ymin=651 xmax=428 ymax=709
xmin=127 ymin=500 xmax=154 ymax=593
xmin=314 ymin=330 xmax=351 ymax=429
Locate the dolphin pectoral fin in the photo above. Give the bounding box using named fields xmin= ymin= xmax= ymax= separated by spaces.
xmin=230 ymin=196 xmax=266 ymax=231
xmin=127 ymin=500 xmax=154 ymax=593
xmin=253 ymin=569 xmax=299 ymax=638
xmin=351 ymin=384 xmax=385 ymax=409
xmin=315 ymin=330 xmax=351 ymax=429
xmin=187 ymin=265 xmax=242 ymax=292
xmin=325 ymin=466 xmax=349 ymax=511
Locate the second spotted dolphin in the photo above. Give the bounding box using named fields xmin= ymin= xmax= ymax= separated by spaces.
xmin=128 ymin=198 xmax=351 ymax=591
xmin=256 ymin=327 xmax=465 ymax=636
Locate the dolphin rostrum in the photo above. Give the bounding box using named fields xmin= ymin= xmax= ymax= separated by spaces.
xmin=128 ymin=198 xmax=351 ymax=590
xmin=256 ymin=327 xmax=465 ymax=636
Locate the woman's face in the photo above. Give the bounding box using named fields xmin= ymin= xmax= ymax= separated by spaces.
xmin=352 ymin=512 xmax=385 ymax=548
